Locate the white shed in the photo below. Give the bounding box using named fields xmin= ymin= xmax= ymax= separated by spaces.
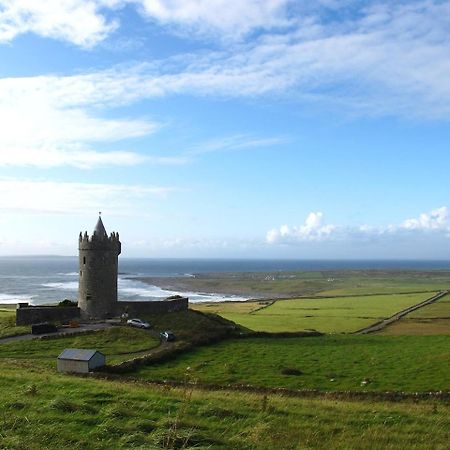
xmin=57 ymin=349 xmax=106 ymax=373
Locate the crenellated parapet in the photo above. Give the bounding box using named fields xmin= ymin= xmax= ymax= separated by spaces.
xmin=78 ymin=230 xmax=121 ymax=253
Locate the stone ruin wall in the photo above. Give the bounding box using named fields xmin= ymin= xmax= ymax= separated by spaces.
xmin=16 ymin=306 xmax=81 ymax=326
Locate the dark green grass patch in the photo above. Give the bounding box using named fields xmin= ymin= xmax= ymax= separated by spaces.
xmin=133 ymin=335 xmax=450 ymax=392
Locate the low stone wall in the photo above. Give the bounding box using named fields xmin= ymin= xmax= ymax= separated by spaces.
xmin=16 ymin=305 xmax=81 ymax=326
xmin=116 ymin=297 xmax=188 ymax=317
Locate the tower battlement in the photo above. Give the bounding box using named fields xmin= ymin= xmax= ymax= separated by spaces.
xmin=78 ymin=231 xmax=121 ymax=252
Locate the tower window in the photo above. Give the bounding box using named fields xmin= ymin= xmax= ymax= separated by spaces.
xmin=83 ymin=257 xmax=86 ymax=265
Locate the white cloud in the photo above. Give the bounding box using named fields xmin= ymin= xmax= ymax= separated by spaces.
xmin=267 ymin=212 xmax=336 ymax=243
xmin=0 ymin=178 xmax=173 ymax=214
xmin=136 ymin=0 xmax=290 ymax=38
xmin=0 ymin=0 xmax=120 ymax=48
xmin=267 ymin=207 xmax=450 ymax=245
xmin=0 ymin=0 xmax=292 ymax=46
xmin=401 ymin=207 xmax=449 ymax=231
xmin=1 ymin=0 xmax=450 ymax=166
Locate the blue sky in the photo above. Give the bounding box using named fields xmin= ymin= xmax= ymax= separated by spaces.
xmin=0 ymin=0 xmax=449 ymax=258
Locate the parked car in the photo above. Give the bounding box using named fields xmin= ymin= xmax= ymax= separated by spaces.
xmin=160 ymin=330 xmax=175 ymax=342
xmin=31 ymin=322 xmax=58 ymax=335
xmin=127 ymin=318 xmax=151 ymax=329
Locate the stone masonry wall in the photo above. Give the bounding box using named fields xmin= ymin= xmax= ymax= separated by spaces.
xmin=16 ymin=306 xmax=81 ymax=326
xmin=116 ymin=297 xmax=188 ymax=317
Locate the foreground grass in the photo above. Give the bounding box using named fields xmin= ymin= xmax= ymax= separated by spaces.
xmin=196 ymin=293 xmax=436 ymax=333
xmin=380 ymin=293 xmax=450 ymax=335
xmin=0 ymin=326 xmax=160 ymax=366
xmin=133 ymin=335 xmax=450 ymax=393
xmin=0 ymin=362 xmax=448 ymax=450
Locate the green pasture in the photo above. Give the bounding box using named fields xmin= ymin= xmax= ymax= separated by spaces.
xmin=0 ymin=307 xmax=30 ymax=338
xmin=0 ymin=327 xmax=160 ymax=366
xmin=199 ymin=292 xmax=437 ymax=333
xmin=379 ymin=293 xmax=450 ymax=335
xmin=134 ymin=335 xmax=450 ymax=393
xmin=0 ymin=360 xmax=448 ymax=450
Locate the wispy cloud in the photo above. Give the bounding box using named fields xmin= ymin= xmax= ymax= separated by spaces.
xmin=188 ymin=134 xmax=290 ymax=156
xmin=0 ymin=178 xmax=173 ymax=215
xmin=1 ymin=1 xmax=450 ymax=169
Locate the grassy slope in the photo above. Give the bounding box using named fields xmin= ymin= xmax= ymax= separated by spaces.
xmin=0 ymin=362 xmax=448 ymax=450
xmin=0 ymin=327 xmax=160 ymax=366
xmin=0 ymin=308 xmax=30 ymax=338
xmin=133 ymin=335 xmax=450 ymax=393
xmin=195 ymin=293 xmax=437 ymax=333
xmin=379 ymin=294 xmax=450 ymax=335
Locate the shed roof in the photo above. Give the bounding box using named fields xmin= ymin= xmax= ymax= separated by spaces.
xmin=58 ymin=348 xmax=104 ymax=361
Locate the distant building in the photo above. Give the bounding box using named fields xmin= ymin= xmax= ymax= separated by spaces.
xmin=78 ymin=214 xmax=121 ymax=319
xmin=57 ymin=348 xmax=106 ymax=373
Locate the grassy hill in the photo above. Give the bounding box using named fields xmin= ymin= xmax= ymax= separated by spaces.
xmin=0 ymin=360 xmax=448 ymax=450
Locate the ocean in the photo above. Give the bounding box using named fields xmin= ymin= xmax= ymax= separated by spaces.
xmin=1 ymin=256 xmax=450 ymax=306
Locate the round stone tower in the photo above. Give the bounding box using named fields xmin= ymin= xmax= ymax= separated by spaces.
xmin=78 ymin=215 xmax=121 ymax=319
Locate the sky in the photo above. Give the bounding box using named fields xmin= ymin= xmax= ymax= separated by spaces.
xmin=0 ymin=0 xmax=450 ymax=259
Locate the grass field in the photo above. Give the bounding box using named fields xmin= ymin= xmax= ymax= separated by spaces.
xmin=192 ymin=292 xmax=437 ymax=333
xmin=0 ymin=361 xmax=448 ymax=450
xmin=0 ymin=327 xmax=160 ymax=366
xmin=133 ymin=335 xmax=450 ymax=393
xmin=379 ymin=293 xmax=450 ymax=335
xmin=0 ymin=307 xmax=30 ymax=338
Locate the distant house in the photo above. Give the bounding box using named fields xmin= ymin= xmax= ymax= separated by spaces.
xmin=57 ymin=349 xmax=105 ymax=373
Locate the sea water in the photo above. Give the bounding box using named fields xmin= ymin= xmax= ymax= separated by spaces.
xmin=1 ymin=256 xmax=450 ymax=306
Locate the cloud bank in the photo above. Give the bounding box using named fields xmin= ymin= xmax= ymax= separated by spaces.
xmin=267 ymin=207 xmax=450 ymax=245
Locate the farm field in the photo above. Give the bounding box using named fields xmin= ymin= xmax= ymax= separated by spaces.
xmin=0 ymin=360 xmax=448 ymax=450
xmin=379 ymin=293 xmax=450 ymax=335
xmin=133 ymin=335 xmax=450 ymax=393
xmin=192 ymin=292 xmax=437 ymax=333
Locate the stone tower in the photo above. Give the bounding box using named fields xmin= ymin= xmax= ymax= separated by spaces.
xmin=78 ymin=215 xmax=121 ymax=319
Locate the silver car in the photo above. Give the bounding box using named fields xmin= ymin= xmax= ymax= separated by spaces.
xmin=127 ymin=318 xmax=151 ymax=329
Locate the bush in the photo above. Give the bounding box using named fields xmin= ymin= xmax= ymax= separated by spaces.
xmin=58 ymin=299 xmax=78 ymax=307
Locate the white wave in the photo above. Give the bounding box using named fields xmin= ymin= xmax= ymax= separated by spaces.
xmin=0 ymin=293 xmax=34 ymax=304
xmin=57 ymin=272 xmax=78 ymax=276
xmin=42 ymin=281 xmax=78 ymax=290
xmin=118 ymin=277 xmax=249 ymax=303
